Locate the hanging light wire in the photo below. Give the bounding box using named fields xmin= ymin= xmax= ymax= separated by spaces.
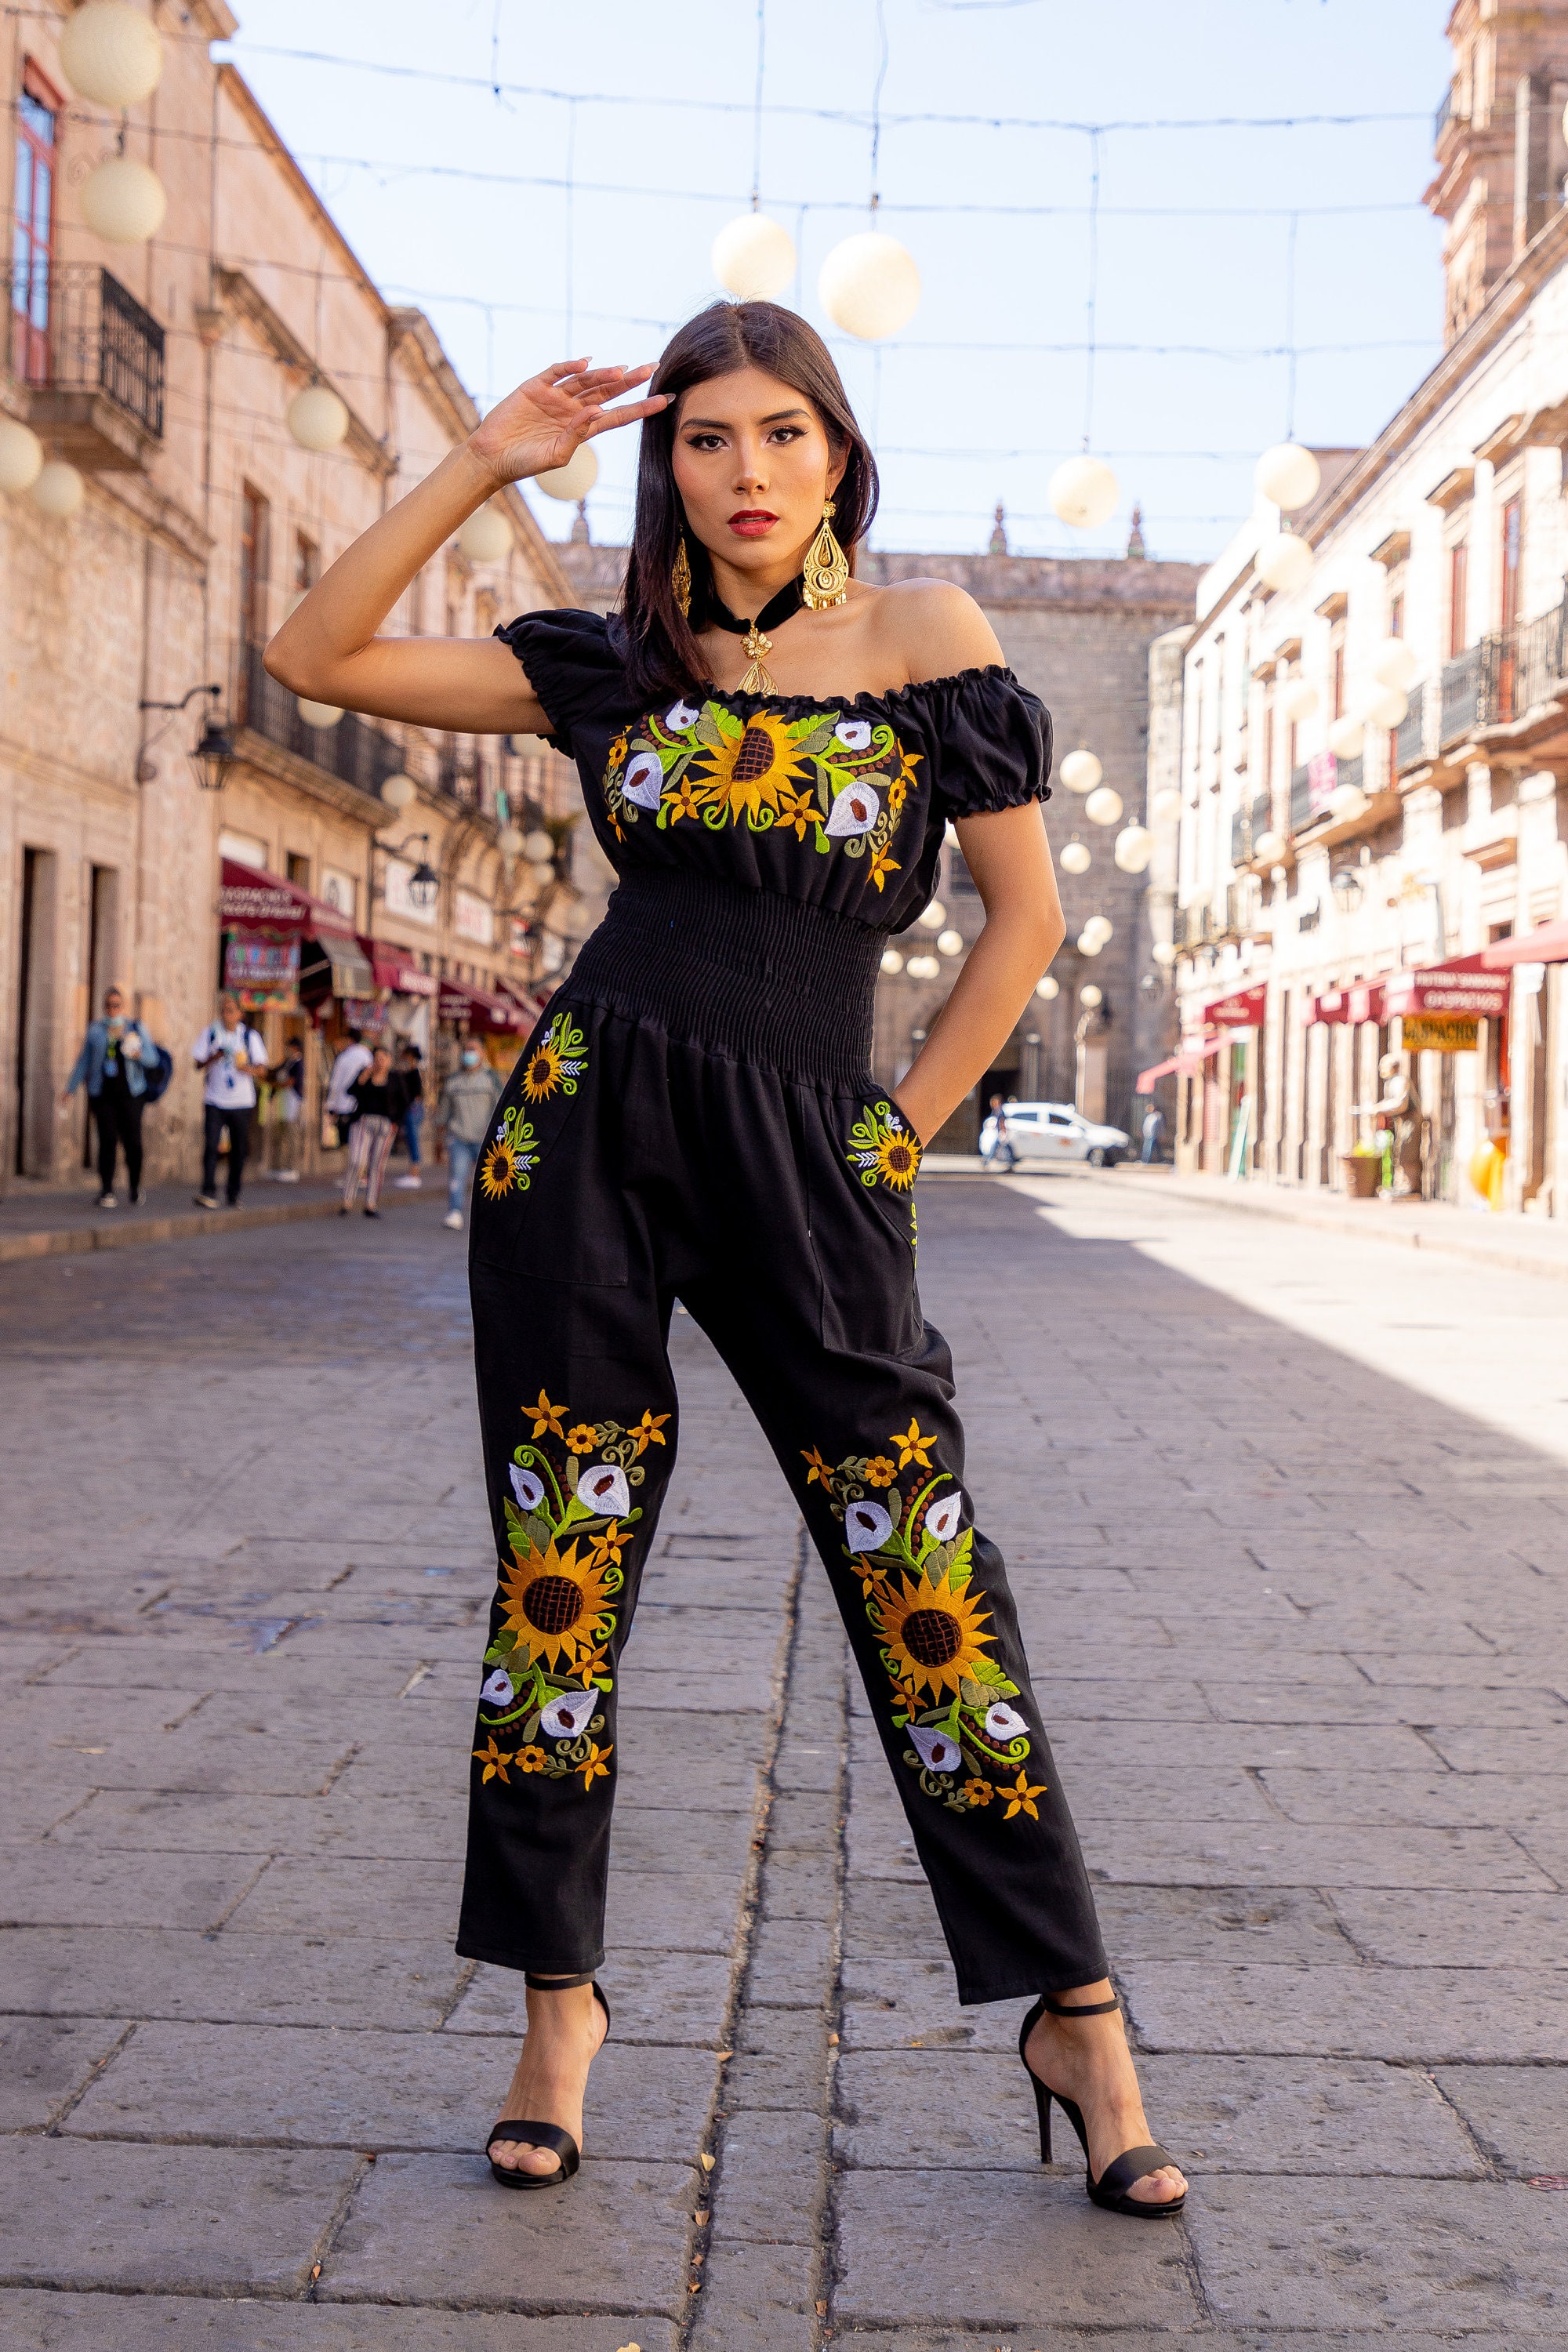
xmin=1082 ymin=127 xmax=1100 ymax=452
xmin=750 ymin=0 xmax=766 ymax=210
xmin=869 ymin=0 xmax=890 ymax=219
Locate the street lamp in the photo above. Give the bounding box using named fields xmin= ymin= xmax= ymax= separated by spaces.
xmin=381 ymin=830 xmax=440 ymax=909
xmin=137 ymin=683 xmax=234 ymax=791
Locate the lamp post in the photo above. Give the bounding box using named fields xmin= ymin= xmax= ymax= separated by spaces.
xmin=379 ymin=830 xmax=440 ymax=911
xmin=137 ymin=683 xmax=234 ymax=791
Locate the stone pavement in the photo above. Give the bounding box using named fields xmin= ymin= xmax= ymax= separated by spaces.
xmin=1 ymin=1176 xmax=1566 ymax=2347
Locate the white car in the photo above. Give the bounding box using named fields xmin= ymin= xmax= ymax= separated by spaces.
xmin=979 ymin=1101 xmax=1130 ymax=1169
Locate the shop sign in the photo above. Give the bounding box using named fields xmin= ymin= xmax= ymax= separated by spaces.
xmin=223 ymin=935 xmax=298 ymax=1000
xmin=1403 ymin=1014 xmax=1479 ymax=1052
xmin=455 ymin=887 xmax=495 ymax=946
xmin=508 ymin=915 xmax=534 ymax=960
xmin=1204 ymin=983 xmax=1267 ymax=1029
xmin=1382 ymin=953 xmax=1508 ymax=1021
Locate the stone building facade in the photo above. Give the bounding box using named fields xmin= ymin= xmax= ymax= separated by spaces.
xmin=1170 ymin=0 xmax=1568 ymax=1219
xmin=2 ymin=1 xmax=583 ymax=1196
xmin=557 ymin=536 xmax=1200 ymax=1145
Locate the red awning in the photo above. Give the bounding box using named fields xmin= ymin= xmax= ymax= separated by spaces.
xmin=1203 ymin=983 xmax=1267 ymax=1029
xmin=365 ymin=941 xmax=437 ymax=997
xmin=438 ymin=977 xmax=526 ymax=1033
xmin=1135 ymin=1055 xmax=1181 ymax=1094
xmin=1176 ymin=1035 xmax=1226 ymax=1075
xmin=220 ymin=858 xmax=356 ymax=941
xmin=1483 ymin=920 xmax=1568 ymax=967
xmin=1381 ymin=951 xmax=1509 ymax=1021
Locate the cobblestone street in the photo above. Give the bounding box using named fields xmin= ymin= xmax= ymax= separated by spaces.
xmin=2 ymin=1172 xmax=1566 ymax=2349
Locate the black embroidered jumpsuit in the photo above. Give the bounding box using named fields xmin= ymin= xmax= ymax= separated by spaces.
xmin=455 ymin=609 xmax=1109 ymax=2005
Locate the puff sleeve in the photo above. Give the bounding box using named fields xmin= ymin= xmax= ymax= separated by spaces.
xmin=927 ymin=666 xmax=1053 ymax=817
xmin=493 ymin=608 xmax=632 ymax=755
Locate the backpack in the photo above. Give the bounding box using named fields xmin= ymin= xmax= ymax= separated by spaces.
xmin=140 ymin=1041 xmax=174 ymax=1105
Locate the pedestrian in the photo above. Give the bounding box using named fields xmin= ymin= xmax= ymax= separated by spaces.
xmin=391 ymin=1042 xmax=426 ymax=1189
xmin=434 ymin=1040 xmax=503 ymax=1231
xmin=266 ymin=307 xmax=1184 ymax=2217
xmin=1141 ymin=1104 xmax=1164 ymax=1164
xmin=325 ymin=1027 xmax=372 ymax=1148
xmin=983 ymin=1091 xmax=1016 ymax=1171
xmin=339 ymin=1044 xmax=407 ymax=1219
xmin=268 ymin=1039 xmax=306 ymax=1182
xmin=62 ymin=983 xmax=160 ymax=1208
xmin=192 ymin=993 xmax=267 ymax=1210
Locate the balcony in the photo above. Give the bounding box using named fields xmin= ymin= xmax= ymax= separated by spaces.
xmin=1438 ymin=604 xmax=1568 ymax=751
xmin=239 ymin=644 xmax=404 ymax=800
xmin=1289 ymin=763 xmax=1312 ymax=833
xmin=1229 ymin=790 xmax=1274 ymax=866
xmin=6 ymin=263 xmax=164 ymax=467
xmin=1395 ymin=681 xmax=1428 ymax=771
xmin=1439 ymin=643 xmax=1485 ymax=746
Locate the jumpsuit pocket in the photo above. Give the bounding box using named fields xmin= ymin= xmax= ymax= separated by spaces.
xmin=806 ymin=1086 xmax=924 ymax=1360
xmin=470 ymin=1003 xmax=628 ymax=1288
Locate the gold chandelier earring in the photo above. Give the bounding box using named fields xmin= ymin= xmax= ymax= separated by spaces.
xmin=671 ymin=535 xmax=692 ymax=620
xmin=801 ymin=499 xmax=850 ymax=609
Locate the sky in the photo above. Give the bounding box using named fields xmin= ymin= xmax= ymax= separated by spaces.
xmin=219 ymin=0 xmax=1455 ymax=567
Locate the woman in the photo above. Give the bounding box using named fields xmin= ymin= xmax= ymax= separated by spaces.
xmin=267 ymin=301 xmax=1185 ymax=2218
xmin=62 ymin=983 xmax=158 ymax=1207
xmin=339 ymin=1043 xmax=407 ymax=1219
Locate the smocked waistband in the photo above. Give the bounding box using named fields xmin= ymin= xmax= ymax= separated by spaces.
xmin=564 ymin=870 xmax=884 ymax=1083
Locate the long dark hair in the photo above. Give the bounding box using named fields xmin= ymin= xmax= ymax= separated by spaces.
xmin=621 ymin=301 xmax=879 ymax=703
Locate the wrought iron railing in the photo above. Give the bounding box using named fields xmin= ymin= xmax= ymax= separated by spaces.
xmin=1395 ymin=681 xmax=1427 ymax=771
xmin=1439 ymin=643 xmax=1485 ymax=745
xmin=5 ymin=263 xmax=165 ymax=437
xmin=1439 ymin=604 xmax=1568 ymax=744
xmin=1289 ymin=763 xmax=1312 ymax=833
xmin=240 ymin=644 xmax=404 ymax=798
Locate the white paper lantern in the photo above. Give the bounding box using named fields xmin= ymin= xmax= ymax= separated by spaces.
xmin=380 ymin=772 xmax=417 ymax=811
xmin=287 ymin=384 xmax=348 ymax=452
xmin=1035 ymin=975 xmax=1060 ymax=1000
xmin=1058 ymin=748 xmax=1102 ymax=795
xmin=1328 ymin=715 xmax=1364 ymax=760
xmin=1257 ymin=532 xmax=1313 ymax=593
xmin=1152 ymin=940 xmax=1178 ymax=967
xmin=1329 ymin=782 xmax=1367 ymax=822
xmin=1059 ymin=840 xmax=1091 ymax=875
xmin=713 ymin=212 xmax=797 ymax=299
xmin=1113 ymin=824 xmax=1153 ymax=873
xmin=1076 ymin=931 xmax=1104 ymax=956
xmin=880 ymin=947 xmax=905 ymax=975
xmin=522 ymin=829 xmax=555 ymax=865
xmin=1280 ymin=677 xmax=1318 ymax=723
xmin=1084 ymin=785 xmax=1123 ymax=828
xmin=298 ymin=697 xmax=343 ymax=729
xmin=0 ymin=419 xmax=44 ymax=495
xmin=1363 ymin=684 xmax=1408 ymax=730
xmin=81 ymin=157 xmax=167 ymax=245
xmin=1080 ymin=983 xmax=1104 ymax=1007
xmin=917 ymin=898 xmax=946 ymax=930
xmin=1050 ymin=454 xmax=1119 ymax=532
xmin=906 ymin=952 xmax=941 ymax=980
xmin=1152 ymin=786 xmax=1182 ymax=825
xmin=818 ymin=231 xmax=921 ymax=340
xmin=535 ymin=444 xmax=599 ymax=502
xmin=1254 ymin=442 xmax=1321 ymax=512
xmin=497 ymin=823 xmax=524 ymax=859
xmin=1372 ymin=637 xmax=1418 ymax=691
xmin=30 ymin=460 xmax=85 ymax=518
xmin=1082 ymin=915 xmax=1112 ymax=946
xmin=1253 ymin=829 xmax=1287 ymax=866
xmin=936 ymin=928 xmax=964 ymax=956
xmin=60 ymin=2 xmax=164 ymax=107
xmin=459 ymin=503 xmax=513 ymax=562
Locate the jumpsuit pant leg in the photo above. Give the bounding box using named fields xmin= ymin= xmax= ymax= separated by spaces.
xmin=454 ymin=998 xmax=1108 ymax=2002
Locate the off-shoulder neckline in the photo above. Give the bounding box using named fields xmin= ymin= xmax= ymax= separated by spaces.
xmin=689 ymin=662 xmax=1022 ymax=719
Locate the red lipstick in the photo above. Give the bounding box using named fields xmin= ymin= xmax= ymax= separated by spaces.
xmin=728 ymin=508 xmax=779 ymax=537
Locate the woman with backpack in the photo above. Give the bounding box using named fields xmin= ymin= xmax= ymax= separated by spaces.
xmin=62 ymin=984 xmax=165 ymax=1208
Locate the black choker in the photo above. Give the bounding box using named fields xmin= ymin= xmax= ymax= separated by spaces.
xmin=702 ymin=575 xmax=805 ymax=695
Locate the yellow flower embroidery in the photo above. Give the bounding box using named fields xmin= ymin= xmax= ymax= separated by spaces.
xmin=531 ymin=1391 xmax=567 ymax=1439
xmin=867 ymin=847 xmax=901 ymax=892
xmin=480 ymin=1138 xmax=521 ymax=1200
xmin=890 ymin=1417 xmax=935 ymax=1470
xmin=566 ymin=1424 xmax=600 ymax=1455
xmin=575 ymin=1740 xmax=613 ymax=1790
xmin=1000 ymin=1769 xmax=1048 ymax=1821
xmin=590 ymin=1521 xmax=629 ymax=1569
xmin=863 ymin=1455 xmax=896 ymax=1488
xmin=630 ymin=1410 xmax=671 ymax=1456
xmin=964 ymin=1777 xmax=995 ymax=1806
xmin=667 ymin=778 xmax=703 ymax=823
xmin=776 ymin=782 xmax=818 ymax=840
xmin=473 ymin=1737 xmax=513 ymax=1784
xmin=517 ymin=1745 xmax=549 ymax=1773
xmin=801 ymin=1445 xmax=834 ymax=1488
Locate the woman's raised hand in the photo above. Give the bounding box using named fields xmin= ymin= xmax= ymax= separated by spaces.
xmin=468 ymin=361 xmax=668 ymax=488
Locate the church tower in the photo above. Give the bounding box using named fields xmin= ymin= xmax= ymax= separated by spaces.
xmin=1425 ymin=0 xmax=1568 ymax=343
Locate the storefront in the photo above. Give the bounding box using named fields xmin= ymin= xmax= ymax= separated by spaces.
xmin=220 ymin=857 xmax=373 ymax=1174
xmin=1483 ymin=925 xmax=1568 ymax=1214
xmin=437 ymin=978 xmax=528 ymax=1076
xmin=1174 ymin=985 xmax=1264 ymax=1174
xmin=1382 ymin=953 xmax=1508 ymax=1207
xmin=362 ymin=942 xmax=438 ymax=1057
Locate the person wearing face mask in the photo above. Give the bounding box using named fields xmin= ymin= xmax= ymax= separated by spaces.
xmin=63 ymin=984 xmax=159 ymax=1208
xmin=434 ymin=1040 xmax=503 ymax=1230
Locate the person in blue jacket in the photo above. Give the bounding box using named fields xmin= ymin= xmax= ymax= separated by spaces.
xmin=62 ymin=984 xmax=159 ymax=1207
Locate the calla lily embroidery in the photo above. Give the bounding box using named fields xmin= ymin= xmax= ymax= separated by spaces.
xmin=666 ymin=699 xmax=700 ymax=731
xmin=474 ymin=1398 xmax=663 ymax=1791
xmin=835 ymin=718 xmax=873 ymax=750
xmin=826 ymin=781 xmax=880 ymax=837
xmin=622 ymin=750 xmax=665 ymax=810
xmin=800 ymin=1434 xmax=1042 ymax=1821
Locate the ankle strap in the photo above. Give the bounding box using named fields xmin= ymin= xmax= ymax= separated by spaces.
xmin=1040 ymin=1993 xmax=1120 ymax=2017
xmin=524 ymin=1970 xmax=597 ymax=1991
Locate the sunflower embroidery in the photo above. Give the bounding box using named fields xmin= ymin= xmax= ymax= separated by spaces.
xmin=799 ymin=1438 xmax=1040 ymax=1820
xmin=499 ymin=1534 xmax=615 ymax=1677
xmin=521 ymin=1008 xmax=588 ymax=1105
xmin=479 ymin=1104 xmax=540 ymax=1200
xmin=847 ymin=1099 xmax=922 ymax=1200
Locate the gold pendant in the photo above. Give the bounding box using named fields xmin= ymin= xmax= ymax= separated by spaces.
xmin=801 ymin=498 xmax=850 ymax=611
xmin=738 ymin=622 xmax=775 ymax=695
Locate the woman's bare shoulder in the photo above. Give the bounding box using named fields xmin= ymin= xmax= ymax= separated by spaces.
xmin=859 ymin=575 xmax=1007 ymax=684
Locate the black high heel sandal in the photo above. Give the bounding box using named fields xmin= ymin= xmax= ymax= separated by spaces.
xmin=485 ymin=1970 xmax=612 ymax=2191
xmin=1018 ymin=1992 xmax=1185 ymax=2220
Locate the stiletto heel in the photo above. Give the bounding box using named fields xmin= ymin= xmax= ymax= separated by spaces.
xmin=485 ymin=1970 xmax=612 ymax=2191
xmin=1018 ymin=1992 xmax=1185 ymax=2220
